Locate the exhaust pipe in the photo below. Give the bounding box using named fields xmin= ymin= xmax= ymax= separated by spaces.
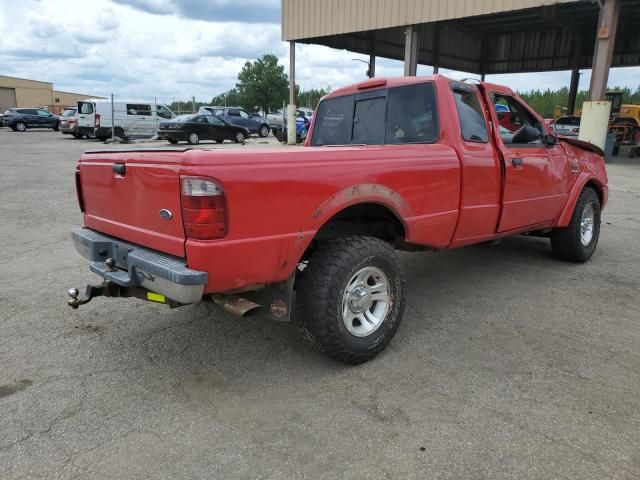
xmin=211 ymin=294 xmax=261 ymax=317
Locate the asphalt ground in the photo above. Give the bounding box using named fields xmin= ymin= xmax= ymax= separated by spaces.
xmin=1 ymin=129 xmax=639 ymax=479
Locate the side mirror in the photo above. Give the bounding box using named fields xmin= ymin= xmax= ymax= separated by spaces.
xmin=544 ymin=133 xmax=557 ymax=145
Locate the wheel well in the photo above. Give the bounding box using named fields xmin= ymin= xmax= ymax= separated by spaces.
xmin=584 ymin=180 xmax=603 ymax=205
xmin=302 ymin=203 xmax=406 ymax=260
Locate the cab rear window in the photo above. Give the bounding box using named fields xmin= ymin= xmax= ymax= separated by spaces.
xmin=311 ymin=82 xmax=438 ymax=146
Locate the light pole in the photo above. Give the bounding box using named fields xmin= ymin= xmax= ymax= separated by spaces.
xmin=352 ymin=58 xmax=372 ymax=78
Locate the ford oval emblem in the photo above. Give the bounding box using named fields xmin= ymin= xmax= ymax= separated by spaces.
xmin=159 ymin=209 xmax=172 ymax=220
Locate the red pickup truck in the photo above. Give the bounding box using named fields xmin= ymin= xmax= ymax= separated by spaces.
xmin=69 ymin=75 xmax=608 ymax=364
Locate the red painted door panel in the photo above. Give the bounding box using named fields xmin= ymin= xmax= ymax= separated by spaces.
xmin=481 ymin=84 xmax=569 ymax=232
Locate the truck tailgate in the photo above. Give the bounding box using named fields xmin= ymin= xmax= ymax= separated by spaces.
xmin=79 ymin=149 xmax=186 ymax=257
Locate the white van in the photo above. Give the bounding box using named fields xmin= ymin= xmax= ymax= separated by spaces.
xmin=76 ymin=99 xmax=175 ymax=139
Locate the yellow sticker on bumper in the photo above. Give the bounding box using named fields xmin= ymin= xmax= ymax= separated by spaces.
xmin=147 ymin=292 xmax=166 ymax=303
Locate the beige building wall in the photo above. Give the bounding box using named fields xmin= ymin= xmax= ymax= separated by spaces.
xmin=282 ymin=0 xmax=581 ymax=40
xmin=0 ymin=75 xmax=104 ymax=112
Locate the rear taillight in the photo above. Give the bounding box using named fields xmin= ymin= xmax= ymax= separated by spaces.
xmin=69 ymin=118 xmax=76 ymax=124
xmin=75 ymin=168 xmax=85 ymax=213
xmin=95 ymin=113 xmax=101 ymax=128
xmin=572 ymin=127 xmax=579 ymax=133
xmin=180 ymin=176 xmax=227 ymax=240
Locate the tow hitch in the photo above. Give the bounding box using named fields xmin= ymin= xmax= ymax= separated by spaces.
xmin=67 ymin=281 xmax=179 ymax=309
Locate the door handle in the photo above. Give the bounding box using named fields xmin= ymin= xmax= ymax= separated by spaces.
xmin=112 ymin=163 xmax=126 ymax=175
xmin=512 ymin=157 xmax=523 ymax=166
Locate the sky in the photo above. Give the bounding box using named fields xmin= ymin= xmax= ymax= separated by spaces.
xmin=0 ymin=0 xmax=638 ymax=104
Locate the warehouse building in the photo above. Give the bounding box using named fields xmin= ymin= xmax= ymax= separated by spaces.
xmin=0 ymin=75 xmax=104 ymax=114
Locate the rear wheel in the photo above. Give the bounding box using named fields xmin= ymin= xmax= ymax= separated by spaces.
xmin=167 ymin=138 xmax=179 ymax=144
xmin=187 ymin=132 xmax=200 ymax=145
xmin=258 ymin=124 xmax=269 ymax=137
xmin=215 ymin=139 xmax=223 ymax=144
xmin=296 ymin=236 xmax=406 ymax=364
xmin=551 ymin=187 xmax=601 ymax=262
xmin=52 ymin=122 xmax=59 ymax=131
xmin=234 ymin=131 xmax=245 ymax=143
xmin=72 ymin=133 xmax=83 ymax=139
xmin=15 ymin=121 xmax=26 ymax=132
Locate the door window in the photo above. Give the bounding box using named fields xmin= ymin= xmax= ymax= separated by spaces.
xmin=227 ymin=109 xmax=241 ymax=117
xmin=156 ymin=105 xmax=173 ymax=119
xmin=37 ymin=109 xmax=51 ymax=116
xmin=492 ymin=94 xmax=543 ymax=145
xmin=238 ymin=110 xmax=249 ymax=119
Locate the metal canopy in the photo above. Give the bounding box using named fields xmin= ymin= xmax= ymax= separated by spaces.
xmin=294 ymin=0 xmax=640 ymax=75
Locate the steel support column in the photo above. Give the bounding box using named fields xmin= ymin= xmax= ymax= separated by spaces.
xmin=368 ymin=31 xmax=376 ymax=78
xmin=287 ymin=41 xmax=296 ymax=145
xmin=588 ymin=0 xmax=620 ymax=100
xmin=404 ymin=25 xmax=418 ymax=76
xmin=432 ymin=24 xmax=441 ymax=74
xmin=568 ymin=34 xmax=582 ymax=114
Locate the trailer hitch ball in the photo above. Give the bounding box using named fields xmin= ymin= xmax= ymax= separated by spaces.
xmin=68 ymin=288 xmax=80 ymax=309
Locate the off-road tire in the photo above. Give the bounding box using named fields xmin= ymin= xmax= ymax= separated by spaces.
xmin=296 ymin=236 xmax=406 ymax=364
xmin=551 ymin=187 xmax=601 ymax=262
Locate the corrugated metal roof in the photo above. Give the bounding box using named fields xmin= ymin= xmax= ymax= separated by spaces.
xmin=286 ymin=0 xmax=640 ymax=74
xmin=282 ymin=0 xmax=581 ymax=41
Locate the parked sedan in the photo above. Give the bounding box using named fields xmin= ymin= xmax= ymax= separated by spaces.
xmin=3 ymin=108 xmax=60 ymax=131
xmin=159 ymin=114 xmax=251 ymax=145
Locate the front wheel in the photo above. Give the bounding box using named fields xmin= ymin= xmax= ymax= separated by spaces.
xmin=72 ymin=133 xmax=83 ymax=139
xmin=258 ymin=125 xmax=269 ymax=137
xmin=551 ymin=187 xmax=601 ymax=262
xmin=187 ymin=132 xmax=199 ymax=145
xmin=52 ymin=123 xmax=59 ymax=131
xmin=296 ymin=236 xmax=406 ymax=364
xmin=167 ymin=138 xmax=179 ymax=144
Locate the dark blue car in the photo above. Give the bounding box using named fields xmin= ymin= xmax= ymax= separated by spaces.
xmin=3 ymin=108 xmax=60 ymax=131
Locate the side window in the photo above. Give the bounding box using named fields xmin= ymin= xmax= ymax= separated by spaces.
xmin=207 ymin=116 xmax=224 ymax=126
xmin=37 ymin=109 xmax=50 ymax=116
xmin=311 ymin=95 xmax=354 ymax=146
xmin=452 ymin=88 xmax=489 ymax=143
xmin=492 ymin=94 xmax=543 ymax=145
xmin=228 ymin=109 xmax=240 ymax=117
xmin=156 ymin=106 xmax=173 ymax=119
xmin=239 ymin=110 xmax=249 ymax=119
xmin=386 ymin=82 xmax=438 ymax=144
xmin=126 ymin=104 xmax=151 ymax=116
xmin=79 ymin=102 xmax=93 ymax=114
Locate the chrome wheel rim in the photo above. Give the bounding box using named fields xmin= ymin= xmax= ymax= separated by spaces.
xmin=341 ymin=266 xmax=390 ymax=337
xmin=17 ymin=123 xmax=26 ymax=131
xmin=189 ymin=133 xmax=198 ymax=144
xmin=580 ymin=203 xmax=595 ymax=246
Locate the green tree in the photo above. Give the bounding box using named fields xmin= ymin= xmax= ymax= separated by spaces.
xmin=210 ymin=88 xmax=247 ymax=109
xmin=297 ymin=87 xmax=331 ymax=110
xmin=236 ymin=54 xmax=289 ymax=113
